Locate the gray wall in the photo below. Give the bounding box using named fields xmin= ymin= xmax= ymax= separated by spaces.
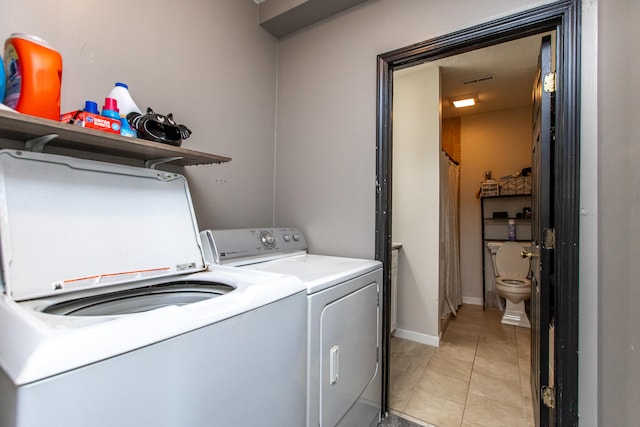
xmin=275 ymin=0 xmax=616 ymax=426
xmin=273 ymin=0 xmax=558 ymax=258
xmin=598 ymin=0 xmax=639 ymax=425
xmin=579 ymin=0 xmax=599 ymax=424
xmin=0 ymin=0 xmax=279 ymax=230
xmin=2 ymin=0 xmax=638 ymax=424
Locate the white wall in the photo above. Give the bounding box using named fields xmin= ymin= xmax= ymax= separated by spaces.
xmin=459 ymin=107 xmax=533 ymax=302
xmin=0 ymin=0 xmax=278 ymax=231
xmin=274 ymin=0 xmax=556 ymax=257
xmin=392 ymin=67 xmax=441 ymax=344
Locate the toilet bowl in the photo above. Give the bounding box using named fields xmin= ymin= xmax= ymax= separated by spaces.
xmin=488 ymin=241 xmax=531 ymax=328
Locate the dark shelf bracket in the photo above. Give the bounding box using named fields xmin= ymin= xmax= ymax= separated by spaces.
xmin=26 ymin=134 xmax=59 ymax=153
xmin=145 ymin=156 xmax=184 ymax=169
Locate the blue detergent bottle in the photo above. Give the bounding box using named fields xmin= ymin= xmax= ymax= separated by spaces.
xmin=101 ymin=97 xmax=120 ymax=120
xmin=101 ymin=97 xmax=121 ymax=133
xmin=119 ymin=116 xmax=137 ymax=137
xmin=102 ymin=97 xmax=136 ymax=137
xmin=84 ymin=100 xmax=99 ymax=114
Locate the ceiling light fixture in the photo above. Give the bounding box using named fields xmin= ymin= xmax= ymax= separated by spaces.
xmin=452 ymin=96 xmax=477 ymax=108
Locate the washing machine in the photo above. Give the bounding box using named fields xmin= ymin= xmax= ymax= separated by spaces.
xmin=201 ymin=227 xmax=383 ymax=427
xmin=0 ymin=150 xmax=308 ymax=427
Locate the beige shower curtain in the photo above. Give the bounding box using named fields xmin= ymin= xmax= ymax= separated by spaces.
xmin=439 ymin=150 xmax=462 ymax=317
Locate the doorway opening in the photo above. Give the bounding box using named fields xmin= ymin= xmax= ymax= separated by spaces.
xmin=376 ymin=1 xmax=580 ymax=426
xmin=388 ymin=31 xmax=550 ymax=426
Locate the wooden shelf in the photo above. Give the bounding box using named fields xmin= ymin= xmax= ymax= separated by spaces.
xmin=483 ymin=217 xmax=532 ymax=222
xmin=483 ymin=238 xmax=530 ymax=242
xmin=0 ymin=109 xmax=231 ymax=167
xmin=480 ymin=193 xmax=531 ymax=199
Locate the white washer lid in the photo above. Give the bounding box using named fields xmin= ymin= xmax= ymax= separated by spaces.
xmin=495 ymin=241 xmax=530 ymax=277
xmin=0 ymin=150 xmax=206 ymax=301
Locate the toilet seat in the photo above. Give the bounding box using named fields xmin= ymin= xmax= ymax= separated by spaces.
xmin=499 ymin=278 xmax=527 ymax=285
xmin=495 ymin=276 xmax=531 ymax=295
xmin=496 ymin=275 xmax=530 ymax=287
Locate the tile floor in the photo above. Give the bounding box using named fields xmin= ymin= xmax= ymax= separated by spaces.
xmin=389 ymin=304 xmax=534 ymax=427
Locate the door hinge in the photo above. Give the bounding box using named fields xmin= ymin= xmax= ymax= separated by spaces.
xmin=543 ymin=228 xmax=556 ymax=249
xmin=542 ymin=386 xmax=556 ymax=409
xmin=543 ymin=72 xmax=556 ymax=93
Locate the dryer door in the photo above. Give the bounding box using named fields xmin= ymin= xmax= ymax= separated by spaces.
xmin=320 ymin=280 xmax=378 ymax=427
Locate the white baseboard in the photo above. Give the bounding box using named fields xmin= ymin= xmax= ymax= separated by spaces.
xmin=392 ymin=328 xmax=440 ymax=347
xmin=462 ymin=296 xmax=483 ymax=306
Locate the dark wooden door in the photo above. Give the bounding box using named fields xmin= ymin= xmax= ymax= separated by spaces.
xmin=530 ymin=34 xmax=556 ymax=427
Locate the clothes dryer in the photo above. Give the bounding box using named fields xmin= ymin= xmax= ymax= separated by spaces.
xmin=201 ymin=227 xmax=382 ymax=427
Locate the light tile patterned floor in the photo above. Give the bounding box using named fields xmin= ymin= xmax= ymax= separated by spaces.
xmin=389 ymin=304 xmax=534 ymax=427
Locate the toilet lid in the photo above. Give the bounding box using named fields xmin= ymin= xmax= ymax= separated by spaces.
xmin=496 ymin=242 xmax=530 ymax=277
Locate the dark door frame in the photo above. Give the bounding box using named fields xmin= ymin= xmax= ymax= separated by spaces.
xmin=375 ymin=1 xmax=580 ymax=425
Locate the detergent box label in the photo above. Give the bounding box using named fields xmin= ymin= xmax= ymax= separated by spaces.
xmin=60 ymin=111 xmax=121 ymax=134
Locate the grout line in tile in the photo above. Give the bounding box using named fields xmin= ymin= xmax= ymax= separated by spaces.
xmin=391 ymin=305 xmax=533 ymax=427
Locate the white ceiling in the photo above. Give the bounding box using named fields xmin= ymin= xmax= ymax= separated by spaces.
xmin=396 ymin=32 xmax=554 ymax=119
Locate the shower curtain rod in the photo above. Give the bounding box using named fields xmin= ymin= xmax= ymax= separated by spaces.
xmin=441 ymin=150 xmax=459 ymax=166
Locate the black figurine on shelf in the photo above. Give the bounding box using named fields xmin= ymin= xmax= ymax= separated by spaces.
xmin=127 ymin=107 xmax=192 ymax=146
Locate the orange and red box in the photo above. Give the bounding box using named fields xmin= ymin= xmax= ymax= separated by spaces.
xmin=60 ymin=111 xmax=121 ymax=134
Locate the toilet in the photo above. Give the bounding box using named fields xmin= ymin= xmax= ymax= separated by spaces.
xmin=487 ymin=241 xmax=532 ymax=328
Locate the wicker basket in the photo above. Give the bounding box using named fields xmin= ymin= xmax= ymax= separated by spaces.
xmin=499 ymin=176 xmax=532 ymax=195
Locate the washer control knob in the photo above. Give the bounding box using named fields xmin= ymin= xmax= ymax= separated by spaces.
xmin=283 ymin=234 xmax=291 ymax=242
xmin=292 ymin=234 xmax=301 ymax=242
xmin=260 ymin=231 xmax=276 ymax=248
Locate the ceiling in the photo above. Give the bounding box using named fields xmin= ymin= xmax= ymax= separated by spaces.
xmin=396 ymin=32 xmax=554 ymax=119
xmin=256 ymin=0 xmax=369 ymax=38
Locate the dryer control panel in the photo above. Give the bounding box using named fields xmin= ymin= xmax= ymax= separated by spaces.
xmin=200 ymin=227 xmax=308 ymax=266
